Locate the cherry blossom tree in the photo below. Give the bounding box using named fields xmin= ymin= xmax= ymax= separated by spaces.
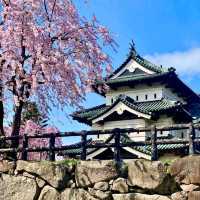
xmin=22 ymin=121 xmax=62 ymax=160
xmin=5 ymin=120 xmax=62 ymax=160
xmin=0 ymin=0 xmax=116 ymax=148
xmin=21 ymin=101 xmax=48 ymax=127
xmin=5 ymin=101 xmax=62 ymax=160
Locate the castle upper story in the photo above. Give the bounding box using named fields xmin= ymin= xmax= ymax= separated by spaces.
xmin=72 ymin=43 xmax=200 ymax=126
xmin=102 ymin=44 xmax=184 ymax=105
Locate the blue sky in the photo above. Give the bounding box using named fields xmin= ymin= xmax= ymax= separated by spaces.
xmin=51 ymin=0 xmax=200 ymax=140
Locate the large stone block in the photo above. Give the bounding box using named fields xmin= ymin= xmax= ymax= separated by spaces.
xmin=170 ymin=155 xmax=200 ymax=185
xmin=94 ymin=181 xmax=109 ymax=191
xmin=61 ymin=188 xmax=98 ymax=200
xmin=188 ymin=191 xmax=200 ymax=200
xmin=112 ymin=178 xmax=128 ymax=193
xmin=127 ymin=159 xmax=178 ymax=194
xmin=75 ymin=160 xmax=118 ymax=187
xmin=0 ymin=160 xmax=15 ymax=174
xmin=16 ymin=160 xmax=71 ymax=189
xmin=38 ymin=185 xmax=60 ymax=200
xmin=0 ymin=174 xmax=37 ymax=200
xmin=180 ymin=184 xmax=200 ymax=192
xmin=171 ymin=191 xmax=187 ymax=200
xmin=36 ymin=177 xmax=46 ymax=188
xmin=112 ymin=193 xmax=171 ymax=200
xmin=88 ymin=188 xmax=112 ymax=200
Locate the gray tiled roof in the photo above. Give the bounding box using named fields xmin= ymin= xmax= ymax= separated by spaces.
xmin=59 ymin=134 xmax=187 ymax=157
xmin=59 ymin=134 xmax=115 ymax=156
xmin=72 ymin=95 xmax=182 ymax=125
xmin=121 ymin=134 xmax=187 ymax=155
xmin=133 ymin=143 xmax=186 ymax=155
xmin=105 ymin=71 xmax=172 ymax=85
xmin=108 ymin=49 xmax=168 ymax=79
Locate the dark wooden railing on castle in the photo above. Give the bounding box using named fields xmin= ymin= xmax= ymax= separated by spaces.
xmin=0 ymin=123 xmax=200 ymax=162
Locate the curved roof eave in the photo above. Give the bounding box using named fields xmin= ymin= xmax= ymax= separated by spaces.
xmin=91 ymin=96 xmax=152 ymax=124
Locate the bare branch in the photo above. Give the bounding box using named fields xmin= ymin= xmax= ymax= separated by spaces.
xmin=43 ymin=0 xmax=50 ymax=21
xmin=51 ymin=24 xmax=95 ymax=43
xmin=50 ymin=0 xmax=57 ymax=21
xmin=2 ymin=0 xmax=10 ymax=6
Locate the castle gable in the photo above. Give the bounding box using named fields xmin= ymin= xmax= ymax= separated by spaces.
xmin=119 ymin=68 xmax=148 ymax=78
xmin=108 ymin=44 xmax=167 ymax=81
xmin=111 ymin=58 xmax=155 ymax=79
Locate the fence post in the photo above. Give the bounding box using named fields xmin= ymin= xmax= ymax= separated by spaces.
xmin=114 ymin=129 xmax=121 ymax=163
xmin=49 ymin=134 xmax=55 ymax=161
xmin=81 ymin=133 xmax=87 ymax=160
xmin=151 ymin=125 xmax=158 ymax=161
xmin=188 ymin=123 xmax=195 ymax=155
xmin=21 ymin=134 xmax=28 ymax=160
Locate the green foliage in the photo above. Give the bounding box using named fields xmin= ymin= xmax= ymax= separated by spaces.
xmin=159 ymin=155 xmax=179 ymax=166
xmin=159 ymin=155 xmax=180 ymax=174
xmin=21 ymin=101 xmax=48 ymax=127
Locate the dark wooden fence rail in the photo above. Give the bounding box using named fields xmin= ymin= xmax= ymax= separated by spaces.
xmin=0 ymin=123 xmax=200 ymax=162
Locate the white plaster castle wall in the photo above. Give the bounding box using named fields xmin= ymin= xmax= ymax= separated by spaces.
xmin=91 ymin=115 xmax=175 ymax=142
xmin=92 ymin=119 xmax=147 ymax=141
xmin=106 ymin=84 xmax=185 ymax=105
xmin=92 ymin=119 xmax=146 ymax=131
xmin=106 ymin=85 xmax=163 ymax=105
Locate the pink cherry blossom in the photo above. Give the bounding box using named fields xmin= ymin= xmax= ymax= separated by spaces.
xmin=0 ymin=0 xmax=116 ymax=140
xmin=4 ymin=120 xmax=62 ymax=160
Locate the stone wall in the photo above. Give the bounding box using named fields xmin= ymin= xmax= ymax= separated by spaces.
xmin=0 ymin=156 xmax=200 ymax=200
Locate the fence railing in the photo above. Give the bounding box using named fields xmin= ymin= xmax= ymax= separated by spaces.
xmin=0 ymin=123 xmax=200 ymax=162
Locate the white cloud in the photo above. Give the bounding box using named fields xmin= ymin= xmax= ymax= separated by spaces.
xmin=145 ymin=48 xmax=200 ymax=76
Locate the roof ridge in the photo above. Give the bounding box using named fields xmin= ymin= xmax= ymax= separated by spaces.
xmin=73 ymin=104 xmax=107 ymax=115
xmin=107 ymin=45 xmax=170 ymax=79
xmin=106 ymin=71 xmax=173 ymax=85
xmin=89 ymin=94 xmax=151 ymax=121
xmin=115 ymin=94 xmax=151 ymax=115
xmin=133 ymin=53 xmax=168 ymax=73
xmin=72 ymin=94 xmax=191 ymax=125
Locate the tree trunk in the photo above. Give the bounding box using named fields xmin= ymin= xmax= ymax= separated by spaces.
xmin=0 ymin=78 xmax=4 ymax=136
xmin=0 ymin=82 xmax=4 ymax=136
xmin=0 ymin=100 xmax=4 ymax=136
xmin=11 ymin=100 xmax=24 ymax=148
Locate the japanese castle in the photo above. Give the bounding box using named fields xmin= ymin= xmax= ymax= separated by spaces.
xmin=65 ymin=43 xmax=200 ymax=160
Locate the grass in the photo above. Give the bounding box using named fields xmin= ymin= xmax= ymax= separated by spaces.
xmin=159 ymin=154 xmax=181 ymax=165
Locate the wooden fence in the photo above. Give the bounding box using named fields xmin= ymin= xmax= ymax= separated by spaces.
xmin=0 ymin=123 xmax=200 ymax=162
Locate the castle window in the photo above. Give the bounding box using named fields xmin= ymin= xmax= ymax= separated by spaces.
xmin=154 ymin=93 xmax=157 ymax=99
xmin=145 ymin=94 xmax=148 ymax=100
xmin=136 ymin=96 xmax=139 ymax=101
xmin=111 ymin=98 xmax=114 ymax=104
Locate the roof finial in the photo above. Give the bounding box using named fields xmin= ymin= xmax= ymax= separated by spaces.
xmin=129 ymin=40 xmax=137 ymax=56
